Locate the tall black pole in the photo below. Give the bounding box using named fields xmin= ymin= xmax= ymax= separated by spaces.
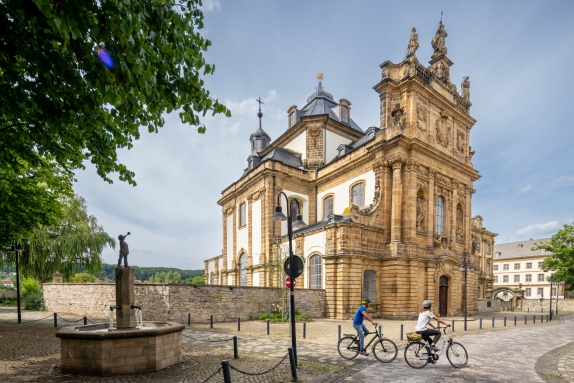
xmin=464 ymin=261 xmax=467 ymax=331
xmin=15 ymin=251 xmax=21 ymax=324
xmin=549 ymin=280 xmax=553 ymax=321
xmin=287 ymin=212 xmax=297 ymax=365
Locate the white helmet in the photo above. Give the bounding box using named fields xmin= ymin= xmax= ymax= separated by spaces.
xmin=422 ymin=300 xmax=432 ymax=308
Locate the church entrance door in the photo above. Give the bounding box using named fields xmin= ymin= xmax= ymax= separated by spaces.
xmin=439 ymin=276 xmax=448 ymax=317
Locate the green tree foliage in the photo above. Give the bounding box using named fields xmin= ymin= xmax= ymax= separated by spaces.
xmin=149 ymin=271 xmax=182 ymax=283
xmin=1 ymin=0 xmax=230 ymax=186
xmin=3 ymin=195 xmax=115 ymax=282
xmin=534 ymin=223 xmax=574 ymax=288
xmin=67 ymin=272 xmax=97 ymax=283
xmin=186 ymin=275 xmax=204 ymax=285
xmin=91 ymin=264 xmax=203 ymax=282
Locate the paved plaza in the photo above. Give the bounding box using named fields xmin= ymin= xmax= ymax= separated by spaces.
xmin=0 ymin=307 xmax=573 ymax=382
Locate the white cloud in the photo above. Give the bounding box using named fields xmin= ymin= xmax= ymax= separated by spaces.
xmin=516 ymin=221 xmax=560 ymax=237
xmin=553 ymin=175 xmax=574 ymax=184
xmin=201 ymin=0 xmax=221 ymax=13
xmin=519 ymin=184 xmax=532 ymax=193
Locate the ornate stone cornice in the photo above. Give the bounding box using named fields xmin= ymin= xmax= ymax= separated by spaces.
xmin=384 ymin=154 xmax=407 ymax=169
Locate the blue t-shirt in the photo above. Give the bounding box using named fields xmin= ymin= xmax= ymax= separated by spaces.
xmin=353 ymin=305 xmax=366 ymax=325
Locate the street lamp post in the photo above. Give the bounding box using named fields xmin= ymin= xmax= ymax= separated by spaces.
xmin=460 ymin=254 xmax=472 ymax=331
xmin=556 ymin=282 xmax=561 ymax=315
xmin=270 ymin=191 xmax=306 ymax=365
xmin=8 ymin=243 xmax=24 ymax=324
xmin=549 ymin=277 xmax=554 ymax=321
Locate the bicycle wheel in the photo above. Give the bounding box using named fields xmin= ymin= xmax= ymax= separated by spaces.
xmin=446 ymin=341 xmax=468 ymax=368
xmin=338 ymin=336 xmax=360 ymax=360
xmin=372 ymin=338 xmax=398 ymax=363
xmin=404 ymin=342 xmax=429 ymax=369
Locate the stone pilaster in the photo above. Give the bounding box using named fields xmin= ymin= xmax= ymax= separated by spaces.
xmin=389 ymin=158 xmax=404 ymax=243
xmin=427 ymin=168 xmax=436 ymax=246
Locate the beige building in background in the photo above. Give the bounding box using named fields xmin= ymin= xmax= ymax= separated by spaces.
xmin=492 ymin=238 xmax=565 ymax=300
xmin=205 ymin=22 xmax=497 ymax=319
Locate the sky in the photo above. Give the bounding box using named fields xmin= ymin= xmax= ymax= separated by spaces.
xmin=73 ymin=1 xmax=574 ymax=269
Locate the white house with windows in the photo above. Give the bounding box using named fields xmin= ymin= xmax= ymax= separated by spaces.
xmin=492 ymin=238 xmax=564 ymax=300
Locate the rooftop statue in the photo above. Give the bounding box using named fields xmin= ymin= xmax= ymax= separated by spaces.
xmin=406 ymin=27 xmax=419 ymax=58
xmin=461 ymin=76 xmax=470 ymax=101
xmin=431 ymin=21 xmax=448 ymax=58
xmin=117 ymin=232 xmax=131 ymax=267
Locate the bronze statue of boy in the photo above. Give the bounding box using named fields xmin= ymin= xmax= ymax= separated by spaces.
xmin=117 ymin=232 xmax=131 ymax=267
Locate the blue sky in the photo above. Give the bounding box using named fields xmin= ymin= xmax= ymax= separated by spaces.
xmin=73 ymin=1 xmax=574 ymax=269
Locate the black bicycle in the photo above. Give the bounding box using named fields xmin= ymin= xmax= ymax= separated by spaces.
xmin=404 ymin=326 xmax=468 ymax=369
xmin=337 ymin=325 xmax=398 ymax=363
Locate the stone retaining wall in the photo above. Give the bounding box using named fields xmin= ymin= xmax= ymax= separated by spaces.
xmin=477 ymin=299 xmax=512 ymax=312
xmin=43 ymin=284 xmax=325 ymax=322
xmin=0 ymin=290 xmax=17 ymax=299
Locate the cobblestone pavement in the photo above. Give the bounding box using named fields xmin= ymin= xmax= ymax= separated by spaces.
xmin=1 ymin=307 xmax=574 ymax=382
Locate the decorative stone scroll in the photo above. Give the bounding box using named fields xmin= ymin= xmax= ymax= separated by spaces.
xmin=308 ymin=123 xmax=322 ymax=149
xmin=250 ymin=187 xmax=266 ymax=202
xmin=416 ymin=101 xmax=428 ymax=131
xmin=224 ymin=206 xmax=235 ymax=216
xmin=384 ymin=154 xmax=407 ymax=170
xmin=434 ymin=232 xmax=453 ymax=250
xmin=435 ymin=111 xmax=451 ymax=148
xmin=391 ymin=103 xmax=406 ymax=130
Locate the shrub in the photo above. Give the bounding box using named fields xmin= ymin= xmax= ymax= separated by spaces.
xmin=21 ymin=277 xmax=42 ymax=299
xmin=67 ymin=273 xmax=97 ymax=283
xmin=24 ymin=290 xmax=46 ymax=311
xmin=0 ymin=297 xmax=17 ymax=306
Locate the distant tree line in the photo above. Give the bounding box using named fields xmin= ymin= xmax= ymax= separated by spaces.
xmin=73 ymin=263 xmax=204 ymax=283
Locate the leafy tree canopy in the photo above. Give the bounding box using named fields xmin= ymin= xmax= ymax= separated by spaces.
xmin=186 ymin=275 xmax=204 ymax=285
xmin=67 ymin=272 xmax=97 ymax=283
xmin=534 ymin=223 xmax=574 ymax=288
xmin=1 ymin=0 xmax=230 ymax=185
xmin=1 ymin=195 xmax=115 ymax=282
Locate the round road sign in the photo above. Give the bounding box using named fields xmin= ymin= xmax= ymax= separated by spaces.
xmin=283 ymin=256 xmax=304 ymax=279
xmin=285 ymin=276 xmax=297 ymax=289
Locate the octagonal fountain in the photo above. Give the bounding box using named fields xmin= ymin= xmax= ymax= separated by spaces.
xmin=56 ymin=268 xmax=184 ymax=376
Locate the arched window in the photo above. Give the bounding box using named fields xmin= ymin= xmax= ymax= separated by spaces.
xmin=323 ymin=195 xmax=333 ymax=219
xmin=309 ymin=255 xmax=322 ymax=289
xmin=239 ymin=253 xmax=247 ymax=286
xmin=436 ymin=196 xmax=445 ymax=234
xmin=351 ymin=182 xmax=365 ymax=207
xmin=290 ymin=198 xmax=302 ymax=220
xmin=363 ymin=270 xmax=377 ymax=302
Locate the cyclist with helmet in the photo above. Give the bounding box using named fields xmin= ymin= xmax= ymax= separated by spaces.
xmin=353 ymin=298 xmax=378 ymax=356
xmin=415 ymin=300 xmax=450 ymax=352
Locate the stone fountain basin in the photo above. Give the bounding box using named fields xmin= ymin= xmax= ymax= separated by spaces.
xmin=56 ymin=321 xmax=185 ymax=376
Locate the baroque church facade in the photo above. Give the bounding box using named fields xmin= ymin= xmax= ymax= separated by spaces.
xmin=204 ymin=22 xmax=497 ymax=319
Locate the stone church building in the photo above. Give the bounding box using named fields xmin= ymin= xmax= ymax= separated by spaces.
xmin=204 ymin=22 xmax=497 ymax=319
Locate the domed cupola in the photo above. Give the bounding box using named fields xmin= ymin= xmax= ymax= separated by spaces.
xmin=249 ymin=97 xmax=271 ymax=155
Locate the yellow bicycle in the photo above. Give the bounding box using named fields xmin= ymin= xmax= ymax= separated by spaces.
xmin=404 ymin=326 xmax=468 ymax=368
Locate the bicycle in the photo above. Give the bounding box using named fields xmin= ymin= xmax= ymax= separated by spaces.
xmin=404 ymin=325 xmax=468 ymax=369
xmin=337 ymin=325 xmax=398 ymax=363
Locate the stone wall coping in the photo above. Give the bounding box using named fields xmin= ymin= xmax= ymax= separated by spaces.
xmin=45 ymin=283 xmax=326 ymax=291
xmin=56 ymin=321 xmax=185 ymax=340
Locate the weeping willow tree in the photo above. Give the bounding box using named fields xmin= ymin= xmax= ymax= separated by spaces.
xmin=18 ymin=195 xmax=115 ymax=282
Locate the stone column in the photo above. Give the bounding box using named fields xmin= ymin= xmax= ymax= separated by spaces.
xmin=390 ymin=159 xmax=404 ymax=243
xmin=115 ymin=267 xmax=135 ymax=328
xmin=427 ymin=168 xmax=436 ymax=246
xmin=451 ymin=187 xmax=458 ymax=240
xmin=403 ymin=161 xmax=417 ymax=242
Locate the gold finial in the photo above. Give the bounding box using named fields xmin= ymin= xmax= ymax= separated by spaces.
xmin=317 ymin=72 xmax=324 ymax=81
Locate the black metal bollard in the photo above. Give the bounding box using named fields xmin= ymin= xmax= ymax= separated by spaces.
xmin=545 ymin=314 xmax=548 ymax=323
xmin=534 ymin=315 xmax=536 ymax=324
xmin=528 ymin=308 xmax=530 ymax=313
xmin=492 ymin=317 xmax=495 ymax=327
xmin=188 ymin=313 xmax=191 ymax=326
xmin=504 ymin=317 xmax=506 ymax=327
xmin=84 ymin=316 xmax=87 ymax=325
xmin=400 ymin=324 xmax=403 ymax=340
xmin=452 ymin=320 xmax=455 ymax=332
xmin=237 ymin=317 xmax=240 ymax=331
xmin=303 ymin=322 xmax=306 ymax=339
xmin=525 ymin=316 xmax=527 ymax=324
xmin=233 ymin=336 xmax=238 ymax=359
xmin=54 ymin=313 xmax=57 ymax=327
xmin=288 ymin=347 xmax=298 ymax=380
xmin=338 ymin=325 xmax=341 ymax=341
xmin=514 ymin=316 xmax=516 ymax=326
xmin=267 ymin=320 xmax=270 ymax=335
xmin=222 ymin=360 xmax=231 ymax=383
xmin=479 ymin=318 xmax=482 ymax=329
xmin=210 ymin=315 xmax=213 ymax=329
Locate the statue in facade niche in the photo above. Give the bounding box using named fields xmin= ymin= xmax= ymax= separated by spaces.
xmin=406 ymin=27 xmax=419 ymax=58
xmin=117 ymin=232 xmax=131 ymax=267
xmin=416 ymin=196 xmax=426 ymax=230
xmin=456 ymin=207 xmax=464 ymax=238
xmin=431 ymin=21 xmax=448 ymax=58
xmin=461 ymin=76 xmax=470 ymax=101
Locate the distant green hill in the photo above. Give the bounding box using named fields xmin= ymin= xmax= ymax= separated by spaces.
xmin=74 ymin=264 xmax=203 ymax=282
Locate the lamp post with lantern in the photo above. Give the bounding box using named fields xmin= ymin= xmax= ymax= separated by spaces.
xmin=270 ymin=191 xmax=307 ymax=364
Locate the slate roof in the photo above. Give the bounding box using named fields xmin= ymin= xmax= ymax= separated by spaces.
xmin=493 ymin=238 xmax=552 ymax=260
xmin=240 ymin=147 xmax=303 ymax=178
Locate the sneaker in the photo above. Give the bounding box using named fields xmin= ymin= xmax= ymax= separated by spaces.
xmin=359 ymin=349 xmax=369 ymax=356
xmin=430 ymin=345 xmax=440 ymax=352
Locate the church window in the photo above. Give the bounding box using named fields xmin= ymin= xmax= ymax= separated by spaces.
xmin=487 ymin=244 xmax=491 ymax=255
xmin=290 ymin=198 xmax=302 ymax=221
xmin=486 ymin=261 xmax=491 ymax=273
xmin=289 ymin=112 xmax=295 ymax=127
xmin=309 ymin=255 xmax=322 ymax=289
xmin=341 ymin=106 xmax=349 ymax=123
xmin=363 ymin=270 xmax=377 ymax=303
xmin=435 ymin=196 xmax=445 ymax=234
xmin=323 ymin=195 xmax=333 ymax=219
xmin=351 ymin=182 xmax=365 ymax=207
xmin=514 ymin=275 xmax=520 ymax=282
xmin=525 ymin=288 xmax=531 ymax=297
xmin=239 ymin=253 xmax=247 ymax=286
xmin=239 ymin=203 xmax=246 ymax=227
xmin=526 ymin=274 xmax=532 ymax=282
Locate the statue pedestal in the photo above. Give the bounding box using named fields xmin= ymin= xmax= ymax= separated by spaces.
xmin=115 ymin=267 xmax=135 ymax=328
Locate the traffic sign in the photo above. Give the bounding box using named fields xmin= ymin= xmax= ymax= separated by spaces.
xmin=285 ymin=276 xmax=297 ymax=289
xmin=283 ymin=256 xmax=304 ymax=279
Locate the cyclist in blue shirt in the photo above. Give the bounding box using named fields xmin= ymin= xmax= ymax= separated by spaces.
xmin=353 ymin=299 xmax=378 ymax=356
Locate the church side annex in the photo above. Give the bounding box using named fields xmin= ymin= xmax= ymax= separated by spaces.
xmin=205 ymin=22 xmax=497 ymax=319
